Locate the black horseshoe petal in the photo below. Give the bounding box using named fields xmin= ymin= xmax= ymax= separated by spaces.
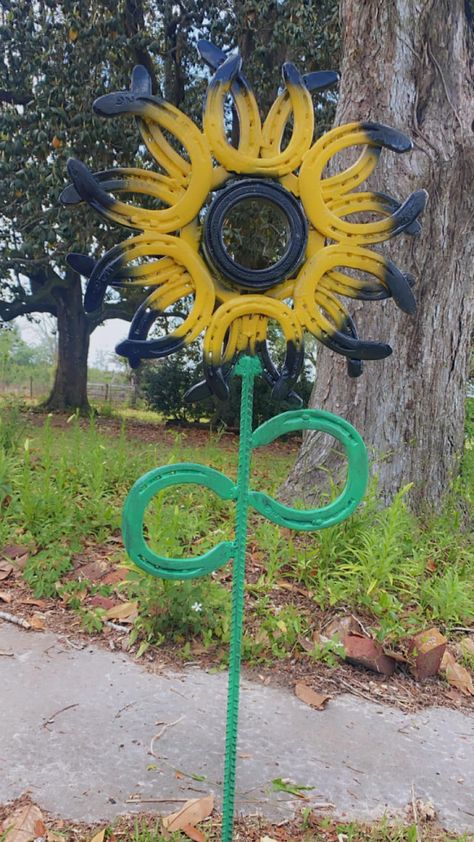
xmin=389 ymin=189 xmax=428 ymax=239
xmin=342 ymin=315 xmax=364 ymax=378
xmin=383 ymin=260 xmax=417 ymax=314
xmin=66 ymin=253 xmax=96 ymax=278
xmin=375 ymin=192 xmax=422 ymax=236
xmin=320 ymin=329 xmax=392 ymax=360
xmin=210 ymin=53 xmax=242 ymax=87
xmin=66 ymin=158 xmax=116 ymax=213
xmin=115 ymin=296 xmax=186 ymax=367
xmin=131 ymin=64 xmax=152 ymax=96
xmin=361 ymin=122 xmax=413 ymax=153
xmin=303 ymin=71 xmax=339 ymax=92
xmin=197 ymin=40 xmax=228 ymax=70
xmin=84 ymin=248 xmax=125 ymax=312
xmin=257 ymin=342 xmax=303 ymax=406
xmin=62 ymin=167 xmax=153 ymax=206
xmin=203 ymin=363 xmax=231 ymax=401
xmin=282 ymin=62 xmax=304 ymax=88
xmin=116 ymin=335 xmax=185 ymax=365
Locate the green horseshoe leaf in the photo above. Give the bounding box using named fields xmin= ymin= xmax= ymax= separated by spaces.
xmin=122 ymin=410 xmax=368 ymax=579
xmin=250 ymin=409 xmax=368 ymax=530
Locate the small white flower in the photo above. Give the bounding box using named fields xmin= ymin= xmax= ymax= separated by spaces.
xmin=191 ymin=602 xmax=203 ymax=613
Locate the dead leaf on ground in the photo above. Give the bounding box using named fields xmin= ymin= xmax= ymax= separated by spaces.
xmin=21 ymin=597 xmax=47 ymax=609
xmin=1 ymin=545 xmax=30 ymax=570
xmin=260 ymin=837 xmax=279 ymax=842
xmin=162 ymin=795 xmax=214 ymax=832
xmin=34 ymin=817 xmax=47 ymax=837
xmin=29 ymin=614 xmax=46 ymax=631
xmin=440 ymin=651 xmax=474 ymax=696
xmin=181 ymin=824 xmax=206 ymax=842
xmin=459 ymin=637 xmax=474 ymax=658
xmin=276 ymin=579 xmax=310 ymax=598
xmin=0 ymin=590 xmax=12 ymax=603
xmin=321 ymin=614 xmax=362 ymax=642
xmin=1 ymin=803 xmax=45 ymax=842
xmin=105 ymin=601 xmax=138 ymax=623
xmin=90 ymin=828 xmax=106 ymax=842
xmin=295 ymin=682 xmax=330 ymax=710
xmin=0 ymin=561 xmax=14 ymax=581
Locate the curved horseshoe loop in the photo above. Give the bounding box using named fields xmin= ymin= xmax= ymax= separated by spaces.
xmin=249 ymin=410 xmax=368 ymax=530
xmin=122 ymin=410 xmax=368 ymax=581
xmin=122 ymin=464 xmax=237 ymax=580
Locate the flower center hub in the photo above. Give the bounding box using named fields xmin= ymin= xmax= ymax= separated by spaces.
xmin=203 ymin=178 xmax=308 ymax=290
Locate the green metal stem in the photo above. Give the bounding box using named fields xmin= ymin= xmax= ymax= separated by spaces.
xmin=221 ymin=356 xmax=261 ymax=842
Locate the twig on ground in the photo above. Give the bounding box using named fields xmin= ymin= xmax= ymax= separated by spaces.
xmin=61 ymin=636 xmax=86 ymax=650
xmin=42 ymin=703 xmax=79 ymax=730
xmin=105 ymin=620 xmax=128 ymax=632
xmin=0 ymin=610 xmax=30 ymax=629
xmin=150 ymin=715 xmax=185 ymax=758
xmin=0 ymin=649 xmax=14 ymax=656
xmin=126 ymin=797 xmax=188 ymax=804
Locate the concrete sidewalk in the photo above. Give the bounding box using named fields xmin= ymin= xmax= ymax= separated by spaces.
xmin=0 ymin=623 xmax=473 ymax=833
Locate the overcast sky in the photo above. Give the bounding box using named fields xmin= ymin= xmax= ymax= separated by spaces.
xmin=19 ymin=315 xmax=129 ymax=369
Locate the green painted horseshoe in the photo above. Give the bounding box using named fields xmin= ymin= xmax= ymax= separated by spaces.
xmin=122 ymin=463 xmax=236 ymax=579
xmin=250 ymin=409 xmax=368 ymax=530
xmin=122 ymin=410 xmax=368 ymax=577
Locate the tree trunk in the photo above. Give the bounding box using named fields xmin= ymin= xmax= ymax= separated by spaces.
xmin=283 ymin=0 xmax=474 ymax=512
xmin=42 ymin=272 xmax=91 ymax=413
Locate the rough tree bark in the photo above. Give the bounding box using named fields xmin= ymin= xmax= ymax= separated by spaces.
xmin=283 ymin=0 xmax=474 ymax=511
xmin=41 ymin=271 xmax=91 ymax=413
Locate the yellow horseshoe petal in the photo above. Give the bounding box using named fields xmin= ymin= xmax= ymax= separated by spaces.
xmin=118 ymin=233 xmax=216 ymax=343
xmin=204 ymin=297 xmax=303 ymax=365
xmin=299 ymin=122 xmax=412 ymax=243
xmin=204 ymin=61 xmax=313 ymax=176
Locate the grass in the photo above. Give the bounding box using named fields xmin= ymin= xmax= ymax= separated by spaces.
xmin=2 ymin=809 xmax=469 ymax=842
xmin=0 ymin=399 xmax=473 ymax=662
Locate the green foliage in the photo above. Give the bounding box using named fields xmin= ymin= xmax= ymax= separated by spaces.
xmin=2 ymin=403 xmax=473 ymax=658
xmin=141 ymin=347 xmax=314 ymax=427
xmin=127 ymin=573 xmax=231 ymax=650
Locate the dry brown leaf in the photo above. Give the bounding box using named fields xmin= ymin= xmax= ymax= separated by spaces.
xmin=276 ymin=579 xmax=309 ymax=598
xmin=90 ymin=829 xmax=106 ymax=842
xmin=260 ymin=837 xmax=279 ymax=842
xmin=1 ymin=544 xmax=29 ymax=560
xmin=0 ymin=545 xmax=30 ymax=570
xmin=162 ymin=795 xmax=214 ymax=832
xmin=0 ymin=561 xmax=13 ymax=581
xmin=34 ymin=817 xmax=47 ymax=837
xmin=48 ymin=833 xmax=66 ymax=842
xmin=21 ymin=597 xmax=47 ymax=609
xmin=0 ymin=590 xmax=12 ymax=603
xmin=105 ymin=601 xmax=138 ymax=623
xmin=181 ymin=824 xmax=206 ymax=842
xmin=459 ymin=637 xmax=474 ymax=657
xmin=297 ymin=634 xmax=316 ymax=653
xmin=29 ymin=614 xmax=46 ymax=631
xmin=1 ymin=803 xmax=45 ymax=842
xmin=295 ymin=682 xmax=330 ymax=710
xmin=440 ymin=651 xmax=474 ymax=696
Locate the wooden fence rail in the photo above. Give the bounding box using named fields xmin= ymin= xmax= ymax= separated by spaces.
xmin=0 ymin=380 xmax=135 ymax=404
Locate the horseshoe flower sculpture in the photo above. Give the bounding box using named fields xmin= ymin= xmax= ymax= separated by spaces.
xmin=62 ymin=41 xmax=426 ymax=842
xmin=62 ymin=40 xmax=426 ymax=403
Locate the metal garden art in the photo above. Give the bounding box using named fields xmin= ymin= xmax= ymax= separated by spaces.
xmin=62 ymin=40 xmax=426 ymax=842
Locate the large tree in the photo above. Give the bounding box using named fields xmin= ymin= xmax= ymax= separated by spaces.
xmin=0 ymin=0 xmax=156 ymax=411
xmin=283 ymin=0 xmax=474 ymax=511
